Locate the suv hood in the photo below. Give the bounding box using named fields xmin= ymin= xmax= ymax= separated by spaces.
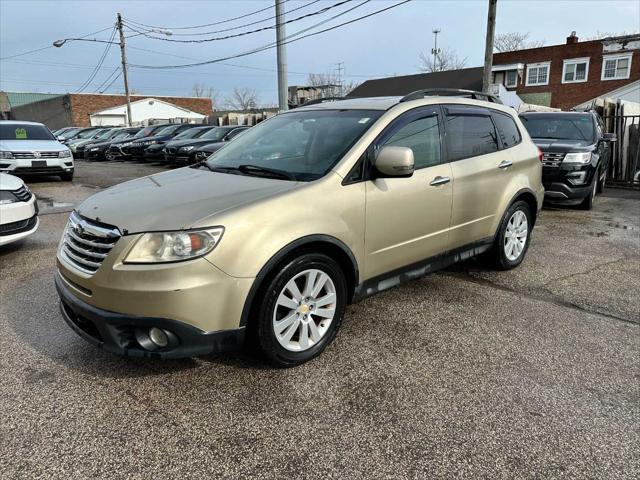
xmin=77 ymin=166 xmax=300 ymax=233
xmin=0 ymin=172 xmax=24 ymax=191
xmin=0 ymin=139 xmax=67 ymax=152
xmin=531 ymin=138 xmax=595 ymax=152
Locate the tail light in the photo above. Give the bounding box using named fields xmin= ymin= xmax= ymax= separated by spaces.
xmin=538 ymin=148 xmax=544 ymax=162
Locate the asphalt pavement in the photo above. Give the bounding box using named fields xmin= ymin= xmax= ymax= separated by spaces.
xmin=1 ymin=161 xmax=638 ymax=479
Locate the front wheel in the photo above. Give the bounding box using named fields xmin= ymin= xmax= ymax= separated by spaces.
xmin=491 ymin=201 xmax=532 ymax=270
xmin=580 ymin=172 xmax=598 ymax=210
xmin=256 ymin=253 xmax=347 ymax=367
xmin=60 ymin=171 xmax=74 ymax=181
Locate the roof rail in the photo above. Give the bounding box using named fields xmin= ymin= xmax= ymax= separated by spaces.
xmin=399 ymin=88 xmax=503 ymax=104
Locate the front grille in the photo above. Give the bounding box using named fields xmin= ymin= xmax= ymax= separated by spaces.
xmin=61 ymin=212 xmax=120 ymax=275
xmin=13 ymin=166 xmax=65 ymax=175
xmin=12 ymin=185 xmax=32 ymax=202
xmin=0 ymin=214 xmax=37 ymax=236
xmin=11 ymin=151 xmax=60 ymax=159
xmin=542 ymin=152 xmax=564 ymax=167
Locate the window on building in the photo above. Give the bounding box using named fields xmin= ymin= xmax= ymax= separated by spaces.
xmin=384 ymin=115 xmax=441 ymax=169
xmin=505 ymin=70 xmax=518 ymax=88
xmin=526 ymin=62 xmax=551 ymax=86
xmin=562 ymin=58 xmax=590 ymax=83
xmin=492 ymin=112 xmax=522 ymax=149
xmin=601 ymin=53 xmax=633 ymax=80
xmin=445 ymin=107 xmax=499 ymax=161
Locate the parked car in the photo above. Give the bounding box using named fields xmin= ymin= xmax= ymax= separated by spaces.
xmin=53 ymin=127 xmax=78 ymax=138
xmin=84 ymin=128 xmax=142 ymax=161
xmin=58 ymin=126 xmax=103 ymax=145
xmin=143 ymin=126 xmax=216 ymax=162
xmin=0 ymin=172 xmax=39 ymax=246
xmin=73 ymin=127 xmax=125 ymax=158
xmin=56 ymin=127 xmax=82 ymax=142
xmin=192 ymin=128 xmax=250 ymax=163
xmin=520 ymin=111 xmax=615 ymax=210
xmin=67 ymin=128 xmax=113 ymax=155
xmin=163 ymin=126 xmax=249 ymax=165
xmin=55 ymin=91 xmax=543 ymax=366
xmin=105 ymin=125 xmax=168 ymax=161
xmin=0 ymin=120 xmax=74 ymax=180
xmin=119 ymin=124 xmax=200 ymax=160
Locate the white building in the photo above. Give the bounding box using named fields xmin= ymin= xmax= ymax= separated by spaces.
xmin=89 ymin=97 xmax=206 ymax=126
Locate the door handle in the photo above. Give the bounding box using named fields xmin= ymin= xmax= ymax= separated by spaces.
xmin=430 ymin=176 xmax=451 ymax=186
xmin=498 ymin=160 xmax=513 ymax=169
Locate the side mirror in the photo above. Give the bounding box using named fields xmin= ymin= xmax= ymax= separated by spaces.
xmin=603 ymin=133 xmax=617 ymax=142
xmin=374 ymin=146 xmax=415 ymax=177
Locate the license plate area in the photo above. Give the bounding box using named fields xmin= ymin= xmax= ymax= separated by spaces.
xmin=32 ymin=160 xmax=47 ymax=167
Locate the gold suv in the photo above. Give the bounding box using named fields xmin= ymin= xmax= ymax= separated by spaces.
xmin=56 ymin=90 xmax=544 ymax=366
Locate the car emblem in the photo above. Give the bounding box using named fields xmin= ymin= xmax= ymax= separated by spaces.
xmin=33 ymin=151 xmax=41 ymax=158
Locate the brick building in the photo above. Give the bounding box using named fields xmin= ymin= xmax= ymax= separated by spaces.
xmin=492 ymin=32 xmax=640 ymax=110
xmin=6 ymin=92 xmax=213 ymax=129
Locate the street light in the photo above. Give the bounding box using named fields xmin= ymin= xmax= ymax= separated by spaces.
xmin=52 ymin=38 xmax=119 ymax=48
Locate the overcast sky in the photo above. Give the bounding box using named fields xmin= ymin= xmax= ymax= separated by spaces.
xmin=1 ymin=0 xmax=638 ymax=106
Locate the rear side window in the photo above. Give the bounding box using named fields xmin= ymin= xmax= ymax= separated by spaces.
xmin=445 ymin=107 xmax=499 ymax=161
xmin=384 ymin=115 xmax=441 ymax=169
xmin=492 ymin=112 xmax=521 ymax=149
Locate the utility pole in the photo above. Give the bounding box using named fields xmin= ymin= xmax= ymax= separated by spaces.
xmin=482 ymin=0 xmax=498 ymax=93
xmin=116 ymin=12 xmax=133 ymax=125
xmin=335 ymin=62 xmax=344 ymax=96
xmin=275 ymin=0 xmax=288 ymax=111
xmin=431 ymin=29 xmax=441 ymax=72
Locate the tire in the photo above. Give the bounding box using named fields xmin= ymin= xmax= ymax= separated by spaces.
xmin=60 ymin=171 xmax=74 ymax=181
xmin=580 ymin=172 xmax=598 ymax=210
xmin=597 ymin=168 xmax=606 ymax=194
xmin=255 ymin=253 xmax=347 ymax=367
xmin=491 ymin=200 xmax=533 ymax=270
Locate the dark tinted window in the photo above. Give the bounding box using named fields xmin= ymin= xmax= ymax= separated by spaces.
xmin=492 ymin=112 xmax=521 ymax=148
xmin=384 ymin=115 xmax=441 ymax=168
xmin=445 ymin=109 xmax=499 ymax=160
xmin=0 ymin=123 xmax=55 ymax=141
xmin=226 ymin=128 xmax=248 ymax=140
xmin=519 ymin=114 xmax=595 ymax=142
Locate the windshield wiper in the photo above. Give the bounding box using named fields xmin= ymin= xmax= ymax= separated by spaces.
xmin=237 ymin=164 xmax=295 ymax=181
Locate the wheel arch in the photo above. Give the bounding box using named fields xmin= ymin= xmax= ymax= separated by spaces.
xmin=504 ymin=187 xmax=539 ymax=228
xmin=239 ymin=235 xmax=359 ymax=327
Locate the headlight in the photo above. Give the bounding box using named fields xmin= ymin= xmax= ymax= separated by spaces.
xmin=58 ymin=150 xmax=72 ymax=158
xmin=0 ymin=151 xmax=14 ymax=159
xmin=137 ymin=140 xmax=157 ymax=146
xmin=124 ymin=227 xmax=224 ymax=263
xmin=90 ymin=147 xmax=100 ymax=151
xmin=0 ymin=191 xmax=18 ymax=205
xmin=563 ymin=152 xmax=591 ymax=164
xmin=180 ymin=145 xmax=195 ymax=152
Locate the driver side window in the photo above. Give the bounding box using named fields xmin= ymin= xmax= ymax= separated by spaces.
xmin=383 ymin=115 xmax=441 ymax=169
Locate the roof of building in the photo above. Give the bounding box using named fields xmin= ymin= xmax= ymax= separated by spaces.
xmin=3 ymin=92 xmax=63 ymax=108
xmin=347 ymin=67 xmax=484 ymax=98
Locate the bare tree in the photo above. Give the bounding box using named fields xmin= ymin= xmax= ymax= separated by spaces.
xmin=225 ymin=87 xmax=260 ymax=112
xmin=307 ymin=72 xmax=360 ymax=96
xmin=494 ymin=32 xmax=545 ymax=52
xmin=583 ymin=30 xmax=639 ymax=40
xmin=418 ymin=47 xmax=467 ymax=73
xmin=191 ymin=83 xmax=219 ymax=109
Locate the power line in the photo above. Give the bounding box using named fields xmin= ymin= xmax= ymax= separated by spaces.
xmin=94 ymin=66 xmax=121 ymax=92
xmin=130 ymin=0 xmax=410 ymax=71
xmin=122 ymin=0 xmax=353 ymax=44
xmin=0 ymin=26 xmax=114 ymax=60
xmin=125 ymin=0 xmax=321 ymax=37
xmin=124 ymin=1 xmax=289 ymax=31
xmin=99 ymin=70 xmax=122 ymax=93
xmin=74 ymin=25 xmax=118 ymax=93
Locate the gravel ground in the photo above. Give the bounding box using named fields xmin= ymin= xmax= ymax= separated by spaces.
xmin=1 ymin=161 xmax=638 ymax=479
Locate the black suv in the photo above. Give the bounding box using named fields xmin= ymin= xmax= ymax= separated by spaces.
xmin=520 ymin=111 xmax=615 ymax=210
xmin=163 ymin=126 xmax=248 ymax=165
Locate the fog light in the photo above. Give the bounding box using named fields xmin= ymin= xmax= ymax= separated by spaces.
xmin=149 ymin=327 xmax=169 ymax=348
xmin=567 ymin=171 xmax=587 ymax=185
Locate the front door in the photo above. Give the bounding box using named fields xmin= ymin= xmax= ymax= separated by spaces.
xmin=364 ymin=108 xmax=453 ymax=280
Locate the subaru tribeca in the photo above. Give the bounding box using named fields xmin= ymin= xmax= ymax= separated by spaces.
xmin=55 ymin=91 xmax=544 ymax=367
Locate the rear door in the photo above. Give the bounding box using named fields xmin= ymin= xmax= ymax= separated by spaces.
xmin=364 ymin=107 xmax=453 ymax=279
xmin=445 ymin=105 xmax=514 ymax=249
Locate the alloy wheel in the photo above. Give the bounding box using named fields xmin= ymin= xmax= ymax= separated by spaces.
xmin=272 ymin=269 xmax=337 ymax=352
xmin=504 ymin=210 xmax=528 ymax=261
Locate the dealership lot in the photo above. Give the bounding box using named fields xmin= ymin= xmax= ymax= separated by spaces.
xmin=1 ymin=161 xmax=638 ymax=479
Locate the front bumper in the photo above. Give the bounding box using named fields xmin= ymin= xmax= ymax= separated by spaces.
xmin=0 ymin=194 xmax=39 ymax=246
xmin=0 ymin=157 xmax=74 ymax=175
xmin=542 ymin=162 xmax=597 ymax=204
xmin=56 ymin=273 xmax=245 ymax=358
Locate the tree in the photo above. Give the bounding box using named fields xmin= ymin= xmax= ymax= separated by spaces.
xmin=418 ymin=47 xmax=467 ymax=73
xmin=225 ymin=87 xmax=260 ymax=112
xmin=307 ymin=72 xmax=360 ymax=97
xmin=583 ymin=30 xmax=639 ymax=40
xmin=191 ymin=83 xmax=219 ymax=109
xmin=494 ymin=32 xmax=545 ymax=52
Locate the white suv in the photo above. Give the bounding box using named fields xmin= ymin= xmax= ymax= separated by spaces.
xmin=0 ymin=173 xmax=38 ymax=246
xmin=0 ymin=121 xmax=74 ymax=181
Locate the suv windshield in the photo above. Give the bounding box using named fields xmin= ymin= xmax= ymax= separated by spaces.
xmin=206 ymin=110 xmax=382 ymax=181
xmin=0 ymin=123 xmax=55 ymax=141
xmin=520 ymin=114 xmax=595 ymax=142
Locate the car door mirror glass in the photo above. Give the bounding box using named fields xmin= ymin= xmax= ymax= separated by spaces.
xmin=374 ymin=146 xmax=415 ymax=177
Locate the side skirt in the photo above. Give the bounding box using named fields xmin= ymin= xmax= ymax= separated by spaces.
xmin=352 ymin=238 xmax=493 ymax=302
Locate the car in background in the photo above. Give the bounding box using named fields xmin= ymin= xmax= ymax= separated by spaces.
xmin=67 ymin=128 xmax=113 ymax=155
xmin=143 ymin=126 xmax=216 ymax=162
xmin=119 ymin=124 xmax=200 ymax=161
xmin=192 ymin=128 xmax=250 ymax=163
xmin=53 ymin=127 xmax=79 ymax=138
xmin=164 ymin=126 xmax=249 ymax=165
xmin=85 ymin=127 xmax=142 ymax=161
xmin=105 ymin=124 xmax=170 ymax=161
xmin=74 ymin=128 xmax=127 ymax=158
xmin=56 ymin=127 xmax=82 ymax=142
xmin=58 ymin=126 xmax=103 ymax=145
xmin=0 ymin=120 xmax=74 ymax=180
xmin=0 ymin=172 xmax=38 ymax=246
xmin=520 ymin=111 xmax=615 ymax=210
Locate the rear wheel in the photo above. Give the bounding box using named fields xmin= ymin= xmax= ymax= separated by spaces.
xmin=256 ymin=253 xmax=347 ymax=367
xmin=491 ymin=201 xmax=532 ymax=270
